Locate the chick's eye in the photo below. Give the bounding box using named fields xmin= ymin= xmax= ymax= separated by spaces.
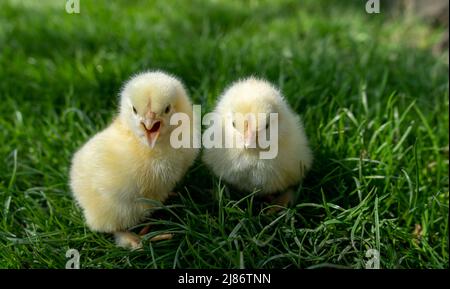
xmin=132 ymin=106 xmax=137 ymax=114
xmin=165 ymin=105 xmax=171 ymax=114
xmin=232 ymin=121 xmax=236 ymax=128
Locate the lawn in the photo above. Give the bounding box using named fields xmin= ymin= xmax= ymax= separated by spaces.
xmin=0 ymin=0 xmax=448 ymax=269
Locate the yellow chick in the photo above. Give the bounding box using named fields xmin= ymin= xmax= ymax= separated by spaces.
xmin=202 ymin=77 xmax=313 ymax=207
xmin=69 ymin=71 xmax=199 ymax=249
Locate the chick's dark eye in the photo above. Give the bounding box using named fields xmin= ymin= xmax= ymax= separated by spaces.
xmin=232 ymin=121 xmax=236 ymax=128
xmin=165 ymin=105 xmax=171 ymax=114
xmin=132 ymin=106 xmax=137 ymax=114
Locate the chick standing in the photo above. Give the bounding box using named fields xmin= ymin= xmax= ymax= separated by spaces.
xmin=70 ymin=71 xmax=199 ymax=249
xmin=202 ymin=77 xmax=312 ymax=207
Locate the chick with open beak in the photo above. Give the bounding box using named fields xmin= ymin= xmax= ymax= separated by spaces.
xmin=124 ymin=77 xmax=178 ymax=150
xmin=141 ymin=111 xmax=162 ymax=148
xmin=70 ymin=71 xmax=199 ymax=250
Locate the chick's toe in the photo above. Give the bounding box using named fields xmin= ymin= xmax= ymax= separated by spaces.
xmin=114 ymin=232 xmax=142 ymax=250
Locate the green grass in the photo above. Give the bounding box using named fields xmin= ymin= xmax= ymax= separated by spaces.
xmin=0 ymin=0 xmax=448 ymax=269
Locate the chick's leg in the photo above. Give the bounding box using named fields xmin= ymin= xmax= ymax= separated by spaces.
xmin=266 ymin=190 xmax=294 ymax=214
xmin=136 ymin=192 xmax=177 ymax=238
xmin=274 ymin=190 xmax=294 ymax=207
xmin=138 ymin=225 xmax=151 ymax=236
xmin=114 ymin=231 xmax=142 ymax=250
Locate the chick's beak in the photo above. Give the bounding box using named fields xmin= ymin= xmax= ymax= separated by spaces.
xmin=142 ymin=112 xmax=161 ymax=148
xmin=243 ymin=119 xmax=256 ymax=148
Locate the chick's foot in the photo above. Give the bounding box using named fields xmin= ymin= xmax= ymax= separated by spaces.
xmin=266 ymin=190 xmax=294 ymax=214
xmin=138 ymin=225 xmax=174 ymax=242
xmin=149 ymin=233 xmax=174 ymax=242
xmin=138 ymin=225 xmax=151 ymax=236
xmin=168 ymin=191 xmax=177 ymax=198
xmin=114 ymin=231 xmax=142 ymax=250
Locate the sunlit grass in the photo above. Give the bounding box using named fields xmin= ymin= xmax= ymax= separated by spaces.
xmin=0 ymin=0 xmax=448 ymax=268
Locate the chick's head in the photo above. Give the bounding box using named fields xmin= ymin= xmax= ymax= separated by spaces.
xmin=217 ymin=77 xmax=289 ymax=149
xmin=119 ymin=71 xmax=191 ymax=148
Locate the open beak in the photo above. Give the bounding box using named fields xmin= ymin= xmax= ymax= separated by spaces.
xmin=142 ymin=119 xmax=161 ymax=148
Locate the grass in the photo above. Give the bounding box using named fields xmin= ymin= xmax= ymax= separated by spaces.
xmin=0 ymin=0 xmax=448 ymax=269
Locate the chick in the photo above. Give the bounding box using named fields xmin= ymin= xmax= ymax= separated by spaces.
xmin=70 ymin=71 xmax=199 ymax=249
xmin=202 ymin=77 xmax=312 ymax=208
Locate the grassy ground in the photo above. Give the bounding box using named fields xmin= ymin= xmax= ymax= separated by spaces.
xmin=0 ymin=0 xmax=448 ymax=269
